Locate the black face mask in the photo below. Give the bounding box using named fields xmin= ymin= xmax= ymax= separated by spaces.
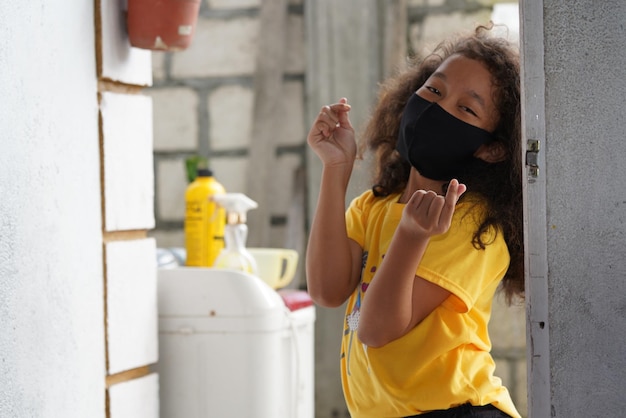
xmin=396 ymin=93 xmax=495 ymax=181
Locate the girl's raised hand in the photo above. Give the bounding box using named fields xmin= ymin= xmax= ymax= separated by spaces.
xmin=307 ymin=98 xmax=355 ymax=167
xmin=401 ymin=179 xmax=467 ymax=239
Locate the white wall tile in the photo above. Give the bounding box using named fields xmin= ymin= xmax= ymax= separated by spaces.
xmin=101 ymin=91 xmax=155 ymax=231
xmin=106 ymin=238 xmax=158 ymax=374
xmin=109 ymin=373 xmax=159 ymax=418
xmin=100 ymin=0 xmax=152 ymax=85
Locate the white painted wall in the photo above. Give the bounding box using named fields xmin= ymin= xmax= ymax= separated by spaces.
xmin=0 ymin=2 xmax=105 ymax=417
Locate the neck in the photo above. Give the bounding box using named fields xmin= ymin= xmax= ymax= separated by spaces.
xmin=398 ymin=168 xmax=446 ymax=203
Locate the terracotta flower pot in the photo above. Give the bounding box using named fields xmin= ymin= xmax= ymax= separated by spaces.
xmin=127 ymin=0 xmax=201 ymax=51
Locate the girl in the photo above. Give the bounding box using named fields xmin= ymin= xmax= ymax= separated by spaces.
xmin=306 ymin=24 xmax=523 ymax=418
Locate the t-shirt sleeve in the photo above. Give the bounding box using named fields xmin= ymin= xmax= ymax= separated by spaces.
xmin=345 ymin=190 xmax=374 ymax=247
xmin=416 ymin=202 xmax=510 ymax=312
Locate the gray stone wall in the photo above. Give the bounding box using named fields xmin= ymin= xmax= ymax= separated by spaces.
xmin=149 ymin=1 xmax=527 ymax=416
xmin=523 ymin=0 xmax=626 ymax=416
xmin=149 ymin=0 xmax=307 ymax=253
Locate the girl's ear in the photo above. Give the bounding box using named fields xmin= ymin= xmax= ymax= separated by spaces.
xmin=475 ymin=142 xmax=507 ymax=163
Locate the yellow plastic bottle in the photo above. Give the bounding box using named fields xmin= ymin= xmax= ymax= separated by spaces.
xmin=184 ymin=168 xmax=226 ymax=267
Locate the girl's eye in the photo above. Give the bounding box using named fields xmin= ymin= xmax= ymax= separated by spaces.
xmin=426 ymin=86 xmax=441 ymax=96
xmin=461 ymin=106 xmax=478 ymax=117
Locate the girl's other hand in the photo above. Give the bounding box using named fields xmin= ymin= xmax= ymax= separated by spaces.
xmin=307 ymin=98 xmax=355 ymax=167
xmin=401 ymin=179 xmax=467 ymax=239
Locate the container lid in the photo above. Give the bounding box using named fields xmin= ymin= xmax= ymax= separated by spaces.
xmin=158 ymin=267 xmax=285 ymax=318
xmin=196 ymin=168 xmax=213 ymax=177
xmin=277 ymin=289 xmax=313 ymax=311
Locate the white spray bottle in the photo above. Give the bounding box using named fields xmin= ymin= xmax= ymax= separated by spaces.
xmin=212 ymin=193 xmax=259 ymax=275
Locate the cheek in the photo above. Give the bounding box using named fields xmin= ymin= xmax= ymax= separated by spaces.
xmin=485 ymin=109 xmax=500 ymax=133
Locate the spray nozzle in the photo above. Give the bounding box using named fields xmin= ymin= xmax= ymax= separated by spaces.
xmin=213 ymin=193 xmax=258 ymax=224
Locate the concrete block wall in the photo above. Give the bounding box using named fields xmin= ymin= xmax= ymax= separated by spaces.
xmin=97 ymin=1 xmax=159 ymax=417
xmin=407 ymin=0 xmax=493 ymax=58
xmin=149 ymin=0 xmax=307 ymax=257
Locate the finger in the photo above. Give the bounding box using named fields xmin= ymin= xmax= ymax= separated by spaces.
xmin=320 ymin=111 xmax=340 ymax=129
xmin=410 ymin=190 xmax=440 ymax=221
xmin=439 ymin=179 xmax=465 ymax=223
xmin=450 ymin=179 xmax=466 ymax=200
xmin=320 ymin=105 xmax=339 ymax=126
xmin=408 ymin=189 xmax=427 ymax=210
xmin=314 ymin=120 xmax=334 ymax=138
xmin=421 ymin=191 xmax=442 ymax=218
xmin=328 ymin=98 xmax=350 ymax=110
xmin=327 ymin=101 xmax=351 ymax=126
xmin=315 ymin=125 xmax=327 ymax=138
xmin=427 ymin=195 xmax=445 ymax=220
xmin=316 ymin=104 xmax=346 ymax=135
xmin=336 ymin=106 xmax=352 ymax=129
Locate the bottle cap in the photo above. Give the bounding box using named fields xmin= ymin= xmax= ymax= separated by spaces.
xmin=196 ymin=168 xmax=213 ymax=177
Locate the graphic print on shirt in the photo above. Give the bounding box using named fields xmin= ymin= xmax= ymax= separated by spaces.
xmin=343 ymin=251 xmax=373 ymax=376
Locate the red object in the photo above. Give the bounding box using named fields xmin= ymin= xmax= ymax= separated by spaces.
xmin=127 ymin=0 xmax=201 ymax=51
xmin=277 ymin=289 xmax=314 ymax=312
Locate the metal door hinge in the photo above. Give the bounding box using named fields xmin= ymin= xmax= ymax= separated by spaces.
xmin=526 ymin=139 xmax=540 ymax=178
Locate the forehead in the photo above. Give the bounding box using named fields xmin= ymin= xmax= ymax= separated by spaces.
xmin=429 ymin=54 xmax=495 ymax=99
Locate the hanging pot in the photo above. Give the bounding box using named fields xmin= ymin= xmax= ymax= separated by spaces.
xmin=127 ymin=0 xmax=201 ymax=51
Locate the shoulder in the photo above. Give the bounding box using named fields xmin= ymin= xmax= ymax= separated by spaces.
xmin=349 ymin=189 xmax=399 ymax=211
xmin=348 ymin=189 xmax=377 ymax=208
xmin=452 ymin=193 xmax=494 ymax=235
xmin=347 ymin=190 xmax=402 ymax=225
xmin=346 ymin=190 xmax=400 ymax=238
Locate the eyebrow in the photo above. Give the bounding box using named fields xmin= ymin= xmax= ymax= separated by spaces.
xmin=431 ymin=71 xmax=447 ymax=82
xmin=430 ymin=71 xmax=487 ymax=110
xmin=468 ymin=90 xmax=486 ymax=110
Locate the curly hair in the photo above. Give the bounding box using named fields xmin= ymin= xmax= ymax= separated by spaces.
xmin=359 ymin=24 xmax=524 ymax=303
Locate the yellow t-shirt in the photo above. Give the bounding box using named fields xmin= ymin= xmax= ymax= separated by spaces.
xmin=341 ymin=190 xmax=520 ymax=418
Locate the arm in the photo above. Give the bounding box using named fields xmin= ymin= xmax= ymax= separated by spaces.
xmin=305 ymin=99 xmax=362 ymax=307
xmin=357 ymin=180 xmax=466 ymax=347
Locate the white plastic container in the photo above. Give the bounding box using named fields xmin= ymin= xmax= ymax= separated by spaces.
xmin=156 ymin=267 xmax=315 ymax=418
